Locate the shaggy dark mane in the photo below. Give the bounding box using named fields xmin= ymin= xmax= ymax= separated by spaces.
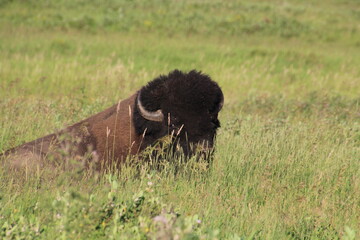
xmin=133 ymin=69 xmax=223 ymax=151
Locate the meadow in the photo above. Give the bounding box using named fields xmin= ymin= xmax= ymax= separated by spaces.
xmin=0 ymin=0 xmax=359 ymax=239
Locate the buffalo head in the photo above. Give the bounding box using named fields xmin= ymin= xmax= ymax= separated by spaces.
xmin=134 ymin=70 xmax=224 ymax=159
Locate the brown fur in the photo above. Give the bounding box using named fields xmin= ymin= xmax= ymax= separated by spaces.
xmin=3 ymin=93 xmax=143 ymax=170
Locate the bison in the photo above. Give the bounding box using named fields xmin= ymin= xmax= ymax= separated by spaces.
xmin=1 ymin=70 xmax=224 ymax=170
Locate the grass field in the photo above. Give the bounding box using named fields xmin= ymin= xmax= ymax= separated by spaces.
xmin=0 ymin=0 xmax=359 ymax=239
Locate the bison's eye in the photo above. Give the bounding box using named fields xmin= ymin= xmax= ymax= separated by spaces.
xmin=210 ymin=113 xmax=218 ymax=119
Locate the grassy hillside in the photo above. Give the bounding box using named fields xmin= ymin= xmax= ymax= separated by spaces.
xmin=0 ymin=0 xmax=359 ymax=239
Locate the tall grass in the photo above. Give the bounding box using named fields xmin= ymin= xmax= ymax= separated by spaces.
xmin=0 ymin=0 xmax=359 ymax=239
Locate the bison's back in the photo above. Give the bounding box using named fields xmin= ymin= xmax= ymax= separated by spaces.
xmin=1 ymin=93 xmax=141 ymax=171
xmin=2 ymin=133 xmax=59 ymax=170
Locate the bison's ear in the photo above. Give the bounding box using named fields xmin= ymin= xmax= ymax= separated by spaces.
xmin=136 ymin=78 xmax=167 ymax=122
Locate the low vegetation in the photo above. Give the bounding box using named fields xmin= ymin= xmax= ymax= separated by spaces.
xmin=0 ymin=0 xmax=359 ymax=239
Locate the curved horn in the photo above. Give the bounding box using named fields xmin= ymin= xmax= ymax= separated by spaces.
xmin=137 ymin=93 xmax=164 ymax=122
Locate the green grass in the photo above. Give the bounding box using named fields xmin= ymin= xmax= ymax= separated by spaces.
xmin=0 ymin=0 xmax=359 ymax=239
